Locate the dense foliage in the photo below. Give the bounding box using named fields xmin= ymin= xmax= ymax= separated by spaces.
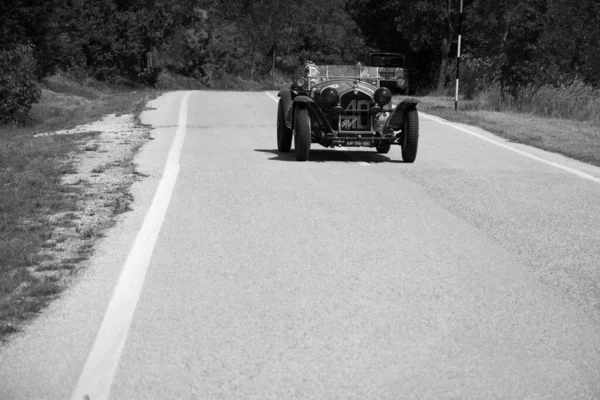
xmin=0 ymin=45 xmax=41 ymax=124
xmin=1 ymin=0 xmax=600 ymax=122
xmin=348 ymin=0 xmax=600 ymax=97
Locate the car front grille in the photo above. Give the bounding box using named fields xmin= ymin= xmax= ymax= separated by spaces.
xmin=339 ymin=91 xmax=372 ymax=132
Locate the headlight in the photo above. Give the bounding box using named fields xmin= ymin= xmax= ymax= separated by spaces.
xmin=320 ymin=87 xmax=339 ymax=107
xmin=295 ymin=77 xmax=306 ymax=87
xmin=374 ymin=87 xmax=392 ymax=106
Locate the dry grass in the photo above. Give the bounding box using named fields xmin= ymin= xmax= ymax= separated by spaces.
xmin=415 ymin=95 xmax=600 ymax=167
xmin=0 ymin=74 xmax=159 ymax=340
xmin=453 ymin=82 xmax=600 ymax=125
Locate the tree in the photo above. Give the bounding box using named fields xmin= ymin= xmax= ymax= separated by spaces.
xmin=538 ymin=0 xmax=600 ymax=87
xmin=348 ymin=0 xmax=461 ymax=91
xmin=463 ymin=0 xmax=600 ymax=97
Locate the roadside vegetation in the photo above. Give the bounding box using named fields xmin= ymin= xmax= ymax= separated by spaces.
xmin=416 ymin=94 xmax=600 ymax=168
xmin=413 ymin=74 xmax=600 ymax=168
xmin=0 ymin=74 xmax=157 ymax=339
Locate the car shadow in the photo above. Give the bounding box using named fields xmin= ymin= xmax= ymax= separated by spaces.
xmin=254 ymin=149 xmax=406 ymax=163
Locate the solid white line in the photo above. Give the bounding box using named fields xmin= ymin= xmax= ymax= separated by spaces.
xmin=420 ymin=112 xmax=600 ymax=184
xmin=70 ymin=91 xmax=192 ymax=400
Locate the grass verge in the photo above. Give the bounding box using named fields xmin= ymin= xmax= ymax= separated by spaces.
xmin=414 ymin=95 xmax=600 ymax=168
xmin=0 ymin=74 xmax=159 ymax=340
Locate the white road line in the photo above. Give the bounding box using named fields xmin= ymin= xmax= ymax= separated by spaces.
xmin=420 ymin=112 xmax=600 ymax=184
xmin=70 ymin=91 xmax=192 ymax=400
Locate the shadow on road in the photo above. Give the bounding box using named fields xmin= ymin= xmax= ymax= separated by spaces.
xmin=254 ymin=149 xmax=405 ymax=163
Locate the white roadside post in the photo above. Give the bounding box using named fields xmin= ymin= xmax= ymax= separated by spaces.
xmin=455 ymin=0 xmax=464 ymax=110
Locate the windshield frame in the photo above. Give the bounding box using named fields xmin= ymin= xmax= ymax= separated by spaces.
xmin=306 ymin=65 xmax=380 ymax=80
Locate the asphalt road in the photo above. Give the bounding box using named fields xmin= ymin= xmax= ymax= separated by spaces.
xmin=2 ymin=91 xmax=600 ymax=399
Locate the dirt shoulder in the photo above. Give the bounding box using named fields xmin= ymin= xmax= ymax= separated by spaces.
xmin=0 ymin=88 xmax=156 ymax=342
xmin=33 ymin=113 xmax=151 ymax=273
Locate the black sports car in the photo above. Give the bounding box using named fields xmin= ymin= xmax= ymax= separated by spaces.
xmin=277 ymin=63 xmax=419 ymax=162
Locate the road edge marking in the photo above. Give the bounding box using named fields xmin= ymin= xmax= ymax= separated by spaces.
xmin=70 ymin=91 xmax=192 ymax=400
xmin=420 ymin=112 xmax=600 ymax=184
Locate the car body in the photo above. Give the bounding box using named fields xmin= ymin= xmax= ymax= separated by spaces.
xmin=276 ymin=63 xmax=419 ymax=162
xmin=368 ymin=52 xmax=409 ymax=94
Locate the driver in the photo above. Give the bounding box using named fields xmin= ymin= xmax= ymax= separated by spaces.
xmin=304 ymin=60 xmax=320 ymax=76
xmin=304 ymin=60 xmax=321 ymax=85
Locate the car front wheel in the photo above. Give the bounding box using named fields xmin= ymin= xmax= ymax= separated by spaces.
xmin=401 ymin=109 xmax=419 ymax=163
xmin=294 ymin=108 xmax=311 ymax=161
xmin=277 ymin=100 xmax=292 ymax=152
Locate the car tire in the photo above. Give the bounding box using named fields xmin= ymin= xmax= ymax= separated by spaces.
xmin=295 ymin=108 xmax=311 ymax=161
xmin=277 ymin=99 xmax=292 ymax=152
xmin=401 ymin=109 xmax=419 ymax=163
xmin=375 ymin=143 xmax=391 ymax=153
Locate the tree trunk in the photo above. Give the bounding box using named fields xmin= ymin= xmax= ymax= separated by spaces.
xmin=437 ymin=37 xmax=449 ymax=91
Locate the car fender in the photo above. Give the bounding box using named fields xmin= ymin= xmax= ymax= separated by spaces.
xmin=292 ymin=95 xmax=333 ymax=133
xmin=383 ymin=99 xmax=419 ymax=131
xmin=278 ymin=89 xmax=294 ymax=129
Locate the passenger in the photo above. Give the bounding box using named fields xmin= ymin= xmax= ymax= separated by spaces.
xmin=357 ymin=61 xmax=369 ymax=78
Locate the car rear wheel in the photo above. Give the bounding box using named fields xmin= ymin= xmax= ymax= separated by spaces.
xmin=401 ymin=109 xmax=419 ymax=163
xmin=375 ymin=143 xmax=391 ymax=154
xmin=294 ymin=108 xmax=311 ymax=161
xmin=277 ymin=99 xmax=292 ymax=152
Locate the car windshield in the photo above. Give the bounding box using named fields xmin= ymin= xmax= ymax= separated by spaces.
xmin=307 ymin=65 xmax=380 ymax=80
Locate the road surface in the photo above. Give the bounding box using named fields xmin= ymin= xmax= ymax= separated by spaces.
xmin=1 ymin=91 xmax=600 ymax=399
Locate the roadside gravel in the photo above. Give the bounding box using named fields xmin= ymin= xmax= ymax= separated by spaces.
xmin=32 ymin=114 xmax=151 ymax=309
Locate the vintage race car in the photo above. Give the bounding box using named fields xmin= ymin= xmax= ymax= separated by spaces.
xmin=276 ymin=63 xmax=419 ymax=162
xmin=369 ymin=52 xmax=410 ymax=94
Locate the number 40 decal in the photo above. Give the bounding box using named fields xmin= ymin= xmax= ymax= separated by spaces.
xmin=343 ymin=99 xmax=370 ymax=129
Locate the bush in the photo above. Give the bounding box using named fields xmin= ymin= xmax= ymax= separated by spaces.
xmin=209 ymin=73 xmax=279 ymax=91
xmin=156 ymin=71 xmax=207 ymax=90
xmin=0 ymin=45 xmax=42 ymax=125
xmin=516 ymin=80 xmax=600 ymax=123
xmin=457 ymin=81 xmax=600 ymax=124
xmin=446 ymin=55 xmax=500 ymax=100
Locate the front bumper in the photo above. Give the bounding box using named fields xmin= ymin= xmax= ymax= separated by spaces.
xmin=321 ymin=134 xmax=399 ymax=148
